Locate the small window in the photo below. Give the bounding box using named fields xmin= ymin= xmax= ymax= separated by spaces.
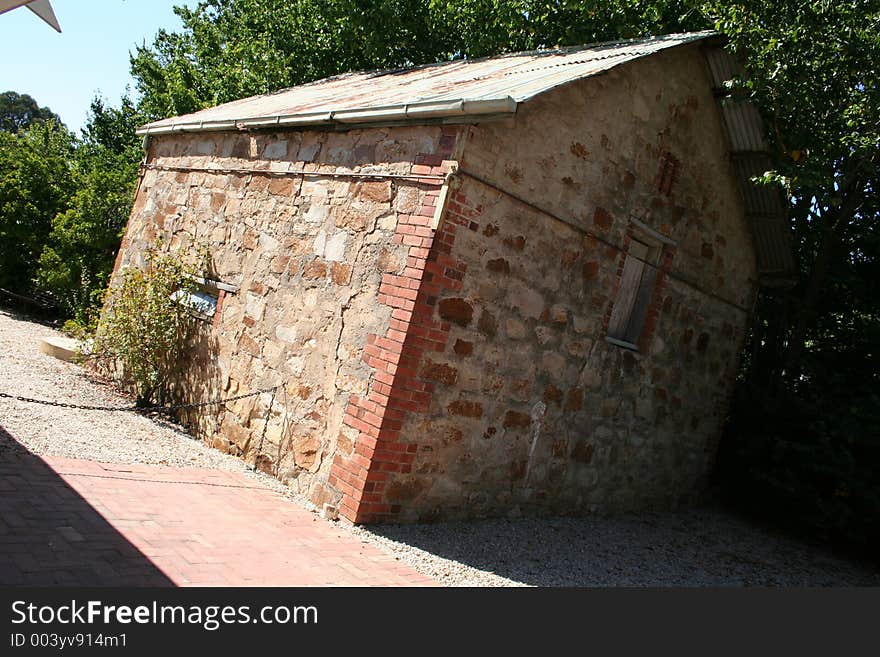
xmin=173 ymin=274 xmax=238 ymax=321
xmin=171 ymin=289 xmax=218 ymax=318
xmin=606 ymin=222 xmax=672 ymax=350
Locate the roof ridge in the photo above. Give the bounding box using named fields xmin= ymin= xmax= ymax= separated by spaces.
xmin=481 ymin=29 xmax=717 ymax=61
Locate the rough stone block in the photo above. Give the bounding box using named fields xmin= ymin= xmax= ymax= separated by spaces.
xmin=420 ymin=359 xmax=458 ymax=385
xmin=268 ymin=177 xmax=296 ymax=196
xmin=331 ymin=262 xmax=352 ymax=286
xmin=438 ymin=298 xmax=473 ymax=326
xmin=355 ymin=180 xmax=392 ymax=203
xmin=447 ymin=399 xmax=482 ymax=418
xmin=303 ymin=259 xmax=327 ymax=279
xmin=324 ymin=232 xmax=347 ymax=262
xmin=263 ymin=140 xmax=288 ymax=159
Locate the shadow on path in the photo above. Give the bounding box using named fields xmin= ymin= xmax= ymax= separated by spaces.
xmin=365 ymin=511 xmax=880 ymax=587
xmin=0 ymin=425 xmax=174 ymax=586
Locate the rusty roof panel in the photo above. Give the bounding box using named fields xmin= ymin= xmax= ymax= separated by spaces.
xmin=732 ymin=154 xmax=786 ymax=216
xmin=751 ymin=216 xmax=795 ymax=279
xmin=720 ymin=100 xmax=768 ymax=152
xmin=138 ymin=31 xmax=716 ymax=134
xmin=703 ymin=43 xmax=795 ymax=285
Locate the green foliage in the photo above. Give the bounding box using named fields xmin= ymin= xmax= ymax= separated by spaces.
xmin=36 ymin=161 xmax=138 ymax=325
xmin=719 ymin=383 xmax=880 ymax=553
xmin=130 ymin=0 xmax=442 ymax=118
xmin=92 ymin=247 xmax=201 ymax=406
xmin=706 ymin=1 xmax=879 ymax=190
xmin=0 ymin=119 xmax=74 ymax=294
xmin=129 ymin=0 xmax=708 ymax=120
xmin=703 ymin=1 xmax=879 ymax=552
xmin=35 ymin=96 xmax=144 ymax=324
xmin=0 ymin=90 xmax=62 ymax=133
xmin=79 ymin=95 xmax=144 ymax=161
xmin=431 ymin=0 xmax=706 ymax=58
xmin=0 ymin=92 xmax=142 ymax=323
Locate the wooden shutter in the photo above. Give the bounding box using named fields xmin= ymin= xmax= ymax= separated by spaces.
xmin=607 ymin=240 xmax=649 ymax=340
xmin=624 ymin=262 xmax=657 ymax=343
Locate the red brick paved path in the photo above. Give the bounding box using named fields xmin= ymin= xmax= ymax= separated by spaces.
xmin=0 ymin=447 xmax=435 ymax=586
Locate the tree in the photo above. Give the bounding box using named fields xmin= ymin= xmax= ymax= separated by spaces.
xmin=0 ymin=119 xmax=74 ymax=294
xmin=79 ymin=95 xmax=143 ymax=161
xmin=36 ymin=96 xmax=144 ymax=324
xmin=706 ymin=1 xmax=879 ymax=388
xmin=703 ymin=0 xmax=880 ymax=550
xmin=0 ymin=91 xmax=62 ymax=133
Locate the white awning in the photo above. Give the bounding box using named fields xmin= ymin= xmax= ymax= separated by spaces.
xmin=0 ymin=0 xmax=61 ymax=32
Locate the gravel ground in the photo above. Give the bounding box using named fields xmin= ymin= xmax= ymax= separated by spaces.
xmin=1 ymin=307 xmax=877 ymax=587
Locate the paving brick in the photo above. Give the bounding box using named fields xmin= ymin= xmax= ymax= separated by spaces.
xmin=0 ymin=452 xmax=434 ymax=587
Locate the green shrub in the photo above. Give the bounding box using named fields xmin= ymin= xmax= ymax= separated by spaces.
xmin=92 ymin=247 xmax=202 ymax=406
xmin=717 ymin=384 xmax=880 ymax=555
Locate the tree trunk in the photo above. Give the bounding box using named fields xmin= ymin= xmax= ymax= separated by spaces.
xmin=781 ymin=175 xmax=866 ymax=383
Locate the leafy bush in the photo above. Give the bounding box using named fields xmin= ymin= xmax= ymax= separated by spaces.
xmin=717 ymin=382 xmax=880 ymax=555
xmin=92 ymin=247 xmax=202 ymax=406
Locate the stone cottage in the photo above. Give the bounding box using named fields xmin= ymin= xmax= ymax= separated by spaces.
xmin=115 ymin=31 xmax=791 ymax=523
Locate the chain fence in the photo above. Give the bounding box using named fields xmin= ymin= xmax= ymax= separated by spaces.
xmin=0 ymin=386 xmax=281 ymax=472
xmin=0 ymin=387 xmax=276 ymax=413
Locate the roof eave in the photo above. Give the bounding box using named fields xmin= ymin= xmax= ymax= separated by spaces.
xmin=135 ymin=96 xmax=518 ymax=136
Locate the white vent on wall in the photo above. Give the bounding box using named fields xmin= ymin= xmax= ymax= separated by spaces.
xmin=171 ymin=289 xmax=218 ymax=318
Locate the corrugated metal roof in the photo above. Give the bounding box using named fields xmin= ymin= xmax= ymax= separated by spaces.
xmin=137 ymin=30 xmax=793 ymax=286
xmin=137 ymin=30 xmax=716 ymax=135
xmin=704 ymin=46 xmax=795 ymax=285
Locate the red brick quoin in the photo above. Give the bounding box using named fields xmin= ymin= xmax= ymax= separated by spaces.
xmin=329 ymin=128 xmax=477 ymax=523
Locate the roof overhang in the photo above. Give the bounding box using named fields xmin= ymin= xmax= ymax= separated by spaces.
xmin=136 ymin=96 xmax=518 ymax=136
xmin=702 ymin=44 xmax=796 ymax=286
xmin=0 ymin=0 xmax=61 ymax=32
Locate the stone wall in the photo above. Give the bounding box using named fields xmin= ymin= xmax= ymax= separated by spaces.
xmin=354 ymin=43 xmax=758 ymax=521
xmin=114 ymin=42 xmax=758 ymax=523
xmin=114 ymin=124 xmax=461 ymax=505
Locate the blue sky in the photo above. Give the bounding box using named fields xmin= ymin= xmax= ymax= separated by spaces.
xmin=0 ymin=0 xmax=194 ymax=133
